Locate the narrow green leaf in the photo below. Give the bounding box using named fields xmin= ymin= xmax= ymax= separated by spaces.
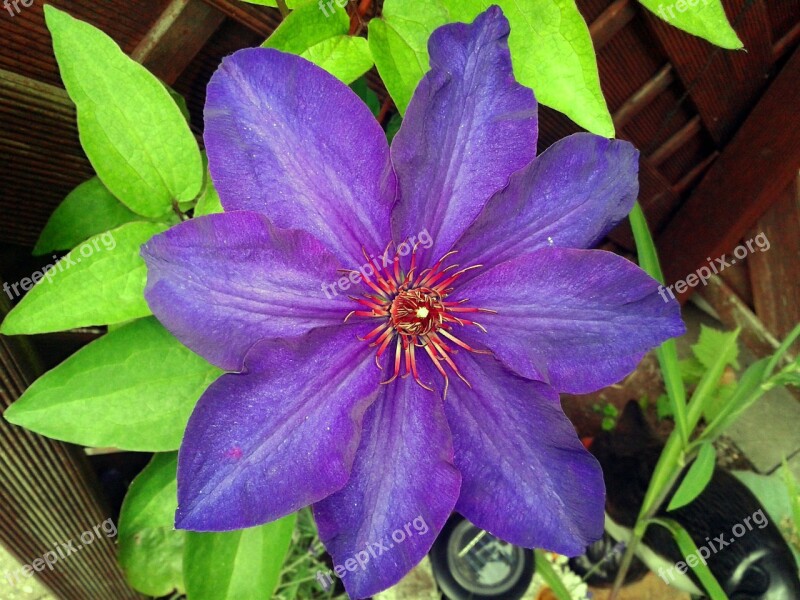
xmin=118 ymin=453 xmax=185 ymax=596
xmin=637 ymin=0 xmax=742 ymax=49
xmin=1 ymin=221 xmax=168 ymax=335
xmin=686 ymin=328 xmax=739 ymax=430
xmin=45 ymin=6 xmax=203 ymax=218
xmin=700 ymin=357 xmax=771 ymax=441
xmin=3 ymin=318 xmax=221 ymax=451
xmin=533 ymin=550 xmax=573 ymax=600
xmin=34 ymin=177 xmax=141 ymax=255
xmin=184 ymin=514 xmax=297 ymax=600
xmin=650 ymin=518 xmax=727 ymax=599
xmin=764 ymin=323 xmax=800 ymax=381
xmin=264 ymin=1 xmax=373 ymax=83
xmin=668 ymin=441 xmax=716 ymax=510
xmin=367 ymin=0 xmax=449 ymax=114
xmin=629 ymin=202 xmax=689 ymax=445
xmin=782 ymin=459 xmax=800 ymax=535
xmin=438 ymin=0 xmax=614 ymax=136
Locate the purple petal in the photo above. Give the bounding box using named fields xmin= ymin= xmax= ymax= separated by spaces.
xmin=454 ymin=133 xmax=639 ymax=274
xmin=445 ymin=352 xmax=605 ymax=555
xmin=142 ymin=212 xmax=351 ymax=371
xmin=204 ymin=48 xmax=396 ymax=265
xmin=456 ymin=248 xmax=685 ymax=394
xmin=175 ymin=324 xmax=380 ymax=531
xmin=313 ymin=362 xmax=461 ymax=599
xmin=390 ymin=6 xmax=537 ymax=262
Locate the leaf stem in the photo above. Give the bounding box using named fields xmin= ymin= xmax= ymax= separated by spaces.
xmin=275 ymin=0 xmax=289 ymax=18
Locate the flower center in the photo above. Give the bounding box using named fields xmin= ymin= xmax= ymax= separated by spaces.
xmin=344 ymin=243 xmax=494 ymax=394
xmin=390 ymin=288 xmax=443 ymax=336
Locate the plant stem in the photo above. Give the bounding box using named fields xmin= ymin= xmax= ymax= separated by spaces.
xmin=275 ymin=0 xmax=289 ymax=18
xmin=609 ymin=434 xmax=692 ymax=598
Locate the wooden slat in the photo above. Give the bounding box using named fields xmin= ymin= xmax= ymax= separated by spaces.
xmin=647 ymin=114 xmax=702 ymax=166
xmin=132 ymin=0 xmax=226 ymax=86
xmin=643 ymin=0 xmax=773 ymax=146
xmin=657 ymin=45 xmax=800 ymax=299
xmin=589 ymin=0 xmax=637 ymax=50
xmin=0 ymin=294 xmax=143 ymax=599
xmin=612 ymin=63 xmax=674 ymax=130
xmin=747 ymin=173 xmax=800 ymax=339
xmin=200 ymin=0 xmax=280 ymax=36
xmin=698 ymin=274 xmax=783 ymax=359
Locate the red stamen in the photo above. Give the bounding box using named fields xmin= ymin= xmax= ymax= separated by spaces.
xmin=346 ymin=245 xmax=492 ymax=392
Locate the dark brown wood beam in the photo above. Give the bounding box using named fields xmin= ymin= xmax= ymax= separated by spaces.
xmin=201 ymin=0 xmax=281 ymax=37
xmin=773 ymin=19 xmax=800 ymax=62
xmin=589 ymin=0 xmax=637 ymax=50
xmin=132 ymin=0 xmax=226 ymax=86
xmin=657 ymin=45 xmax=800 ymax=301
xmin=747 ymin=173 xmax=800 ymax=339
xmin=647 ymin=114 xmax=702 ymax=166
xmin=612 ymin=63 xmax=674 ymax=130
xmin=698 ymin=274 xmax=785 ymax=360
xmin=671 ymin=150 xmax=718 ymax=194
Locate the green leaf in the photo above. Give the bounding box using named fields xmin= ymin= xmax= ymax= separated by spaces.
xmin=650 ymin=518 xmax=727 ymax=599
xmin=164 ymin=83 xmax=191 ymax=123
xmin=264 ymin=0 xmax=348 ymax=52
xmin=533 ymin=550 xmax=573 ymax=600
xmin=367 ymin=0 xmax=449 ymax=114
xmin=656 ymin=393 xmax=674 ymax=419
xmin=45 ymin=6 xmax=203 ymax=218
xmin=678 ymin=356 xmax=705 ymax=385
xmin=668 ymin=441 xmax=716 ymax=510
xmin=34 ymin=177 xmax=141 ymax=255
xmin=629 ymin=202 xmax=689 ymax=444
xmin=438 ymin=0 xmax=614 ymax=136
xmin=692 ymin=325 xmax=740 ymax=370
xmin=701 ymin=357 xmax=770 ymax=441
xmin=300 ymin=35 xmax=373 ymax=83
xmin=3 ymin=318 xmax=221 ymax=451
xmin=385 ymin=112 xmax=402 ymax=142
xmin=783 ymin=459 xmax=800 ymax=536
xmin=686 ymin=328 xmax=739 ymax=429
xmin=194 ymin=154 xmax=224 ymax=217
xmin=702 ymin=380 xmax=736 ymax=423
xmin=637 ymin=0 xmax=742 ymax=50
xmin=1 ymin=221 xmax=168 ymax=335
xmin=184 ymin=514 xmax=297 ymax=600
xmin=118 ymin=453 xmax=185 ymax=596
xmin=239 ymin=0 xmax=304 ymax=6
xmin=351 ymin=76 xmax=380 ymax=116
xmin=264 ymin=1 xmax=373 ymax=83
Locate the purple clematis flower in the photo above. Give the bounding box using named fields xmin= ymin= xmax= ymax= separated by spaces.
xmin=141 ymin=7 xmax=684 ymax=598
